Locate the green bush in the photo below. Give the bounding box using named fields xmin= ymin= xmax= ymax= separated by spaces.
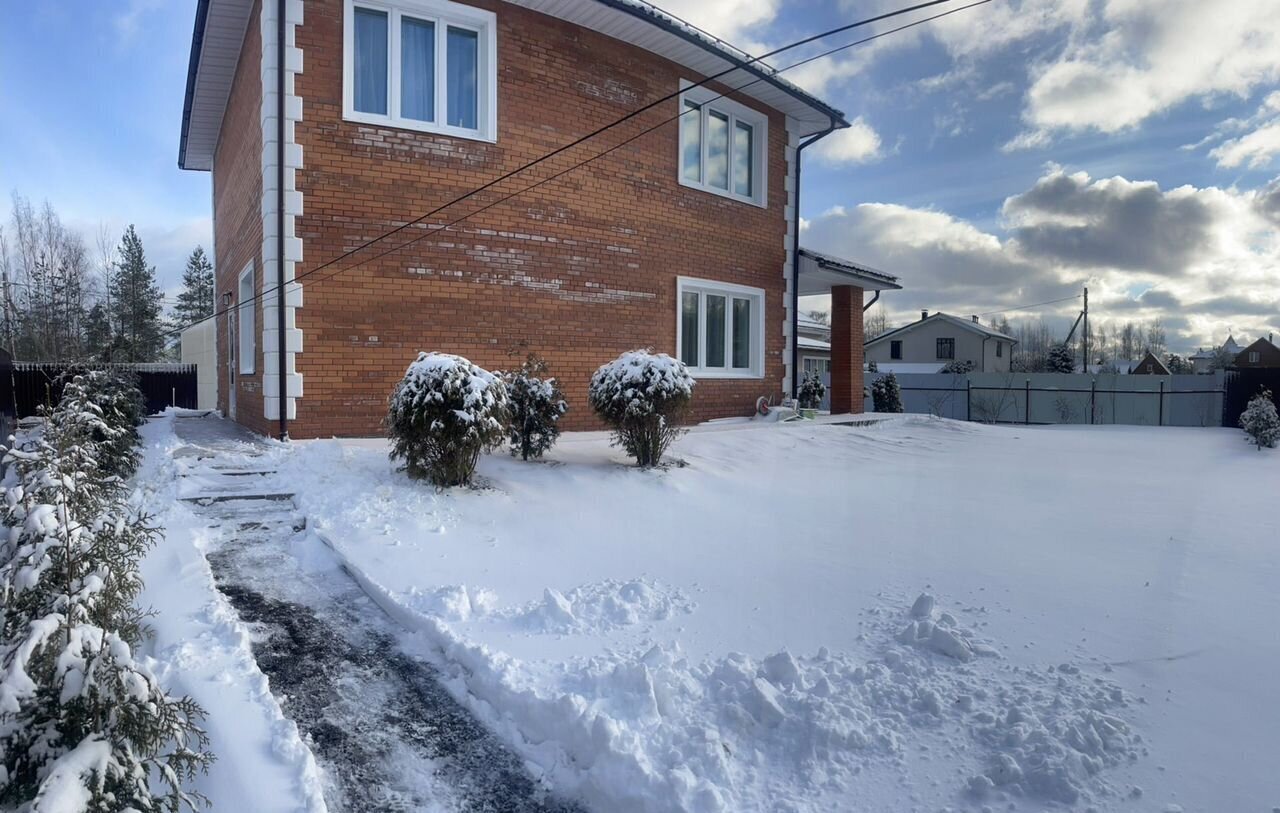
xmin=589 ymin=350 xmax=694 ymax=467
xmin=387 ymin=353 xmax=509 ymax=486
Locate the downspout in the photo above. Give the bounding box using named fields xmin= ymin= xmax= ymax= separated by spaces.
xmin=790 ymin=121 xmax=839 ymax=398
xmin=863 ymin=290 xmax=880 ymax=311
xmin=275 ymin=0 xmax=288 ymax=440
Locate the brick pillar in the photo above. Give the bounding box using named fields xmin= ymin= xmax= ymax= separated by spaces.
xmin=830 ymin=285 xmax=865 ymax=414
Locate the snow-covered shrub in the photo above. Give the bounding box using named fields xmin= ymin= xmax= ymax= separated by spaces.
xmin=941 ymin=359 xmax=975 ymax=374
xmin=501 ymin=354 xmax=567 ymax=461
xmin=1046 ymin=343 xmax=1075 ymax=373
xmin=387 ymin=352 xmax=509 ymax=486
xmin=0 ymin=419 xmax=212 ymax=810
xmin=871 ymin=373 xmax=903 ymax=413
xmin=797 ymin=371 xmax=826 ymax=410
xmin=866 ymin=360 xmax=878 ymax=373
xmin=1240 ymin=388 xmax=1280 ymax=450
xmin=49 ymin=370 xmax=144 ymax=479
xmin=589 ymin=350 xmax=694 ymax=467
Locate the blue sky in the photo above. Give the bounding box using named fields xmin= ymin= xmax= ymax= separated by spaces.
xmin=2 ymin=0 xmax=1278 ymax=352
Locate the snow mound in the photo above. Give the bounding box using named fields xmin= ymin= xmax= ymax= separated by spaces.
xmin=402 ymin=584 xmax=499 ymax=622
xmin=883 ymin=593 xmax=1145 ymax=806
xmin=511 ymin=579 xmax=695 ymax=635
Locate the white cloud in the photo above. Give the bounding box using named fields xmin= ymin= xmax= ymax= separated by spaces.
xmin=648 ymin=0 xmax=780 ymax=49
xmin=114 ymin=0 xmax=166 ymax=42
xmin=811 ymin=118 xmax=883 ymax=165
xmin=1020 ymin=0 xmax=1280 ymax=136
xmin=801 ymin=167 xmax=1280 ymax=350
xmin=1206 ymin=92 xmax=1280 ymax=169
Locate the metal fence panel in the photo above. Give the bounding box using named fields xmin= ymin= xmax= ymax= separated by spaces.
xmin=7 ymin=363 xmax=198 ymax=418
xmin=865 ymin=371 xmax=1225 ymax=427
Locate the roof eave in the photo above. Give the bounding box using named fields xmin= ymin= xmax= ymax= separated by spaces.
xmin=178 ymin=0 xmax=212 ymax=171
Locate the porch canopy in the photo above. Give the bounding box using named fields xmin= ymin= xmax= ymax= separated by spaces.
xmin=797 ymin=249 xmax=902 ymax=295
xmin=795 ymin=248 xmax=902 ymax=414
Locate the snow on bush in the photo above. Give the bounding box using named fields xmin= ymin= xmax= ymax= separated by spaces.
xmin=0 ymin=403 xmax=212 ymax=810
xmin=501 ymin=354 xmax=567 ymax=461
xmin=871 ymin=372 xmax=903 ymax=413
xmin=588 ymin=350 xmax=694 ymax=467
xmin=1240 ymin=388 xmax=1280 ymax=449
xmin=797 ymin=371 xmax=826 ymax=410
xmin=387 ymin=352 xmax=509 ymax=486
xmin=49 ymin=370 xmax=145 ymax=479
xmin=941 ymin=359 xmax=975 ymax=374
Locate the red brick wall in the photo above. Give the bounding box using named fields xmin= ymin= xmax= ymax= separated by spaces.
xmin=212 ymin=0 xmax=270 ymax=436
xmin=279 ymin=0 xmax=790 ymax=437
xmin=830 ymin=285 xmax=865 ymax=415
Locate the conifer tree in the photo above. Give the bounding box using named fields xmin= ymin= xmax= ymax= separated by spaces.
xmin=107 ymin=225 xmax=164 ymax=362
xmin=172 ymin=247 xmax=214 ymax=329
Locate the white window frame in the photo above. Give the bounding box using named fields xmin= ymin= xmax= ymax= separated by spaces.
xmin=676 ymin=276 xmax=765 ymax=379
xmin=343 ymin=0 xmax=498 ymax=142
xmin=237 ymin=263 xmax=255 ymax=375
xmin=677 ymin=80 xmax=768 ymax=208
xmin=802 ymin=356 xmax=831 ymax=375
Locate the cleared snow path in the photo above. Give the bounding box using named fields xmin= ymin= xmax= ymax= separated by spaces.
xmin=171 ymin=415 xmax=582 ymax=813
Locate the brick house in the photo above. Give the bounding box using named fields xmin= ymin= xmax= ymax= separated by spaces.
xmin=178 ymin=0 xmax=893 ymax=438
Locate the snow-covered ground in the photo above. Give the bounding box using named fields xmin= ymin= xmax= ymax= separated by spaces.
xmin=133 ymin=419 xmax=329 ymax=813
xmin=140 ymin=414 xmax=1279 ymax=812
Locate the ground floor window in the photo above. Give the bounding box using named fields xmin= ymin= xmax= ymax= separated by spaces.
xmin=677 ymin=277 xmax=765 ymax=378
xmin=238 ymin=263 xmax=255 ymax=375
xmin=802 ymin=356 xmax=831 ymax=375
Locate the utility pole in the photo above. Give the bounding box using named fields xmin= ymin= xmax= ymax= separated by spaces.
xmin=1082 ymin=286 xmax=1089 ymax=369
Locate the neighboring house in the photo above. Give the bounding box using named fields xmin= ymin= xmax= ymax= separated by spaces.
xmin=1233 ymin=337 xmax=1280 ymax=368
xmin=1188 ymin=347 xmax=1215 ymax=374
xmin=177 ymin=0 xmax=896 ymax=437
xmin=1129 ymin=351 xmax=1171 ymax=375
xmin=797 ymin=315 xmax=831 ymax=377
xmin=864 ymin=311 xmax=1016 ymax=373
xmin=1190 ymin=335 xmax=1245 ymax=373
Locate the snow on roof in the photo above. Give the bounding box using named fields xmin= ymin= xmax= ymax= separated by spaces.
xmin=866 ymin=313 xmax=1017 ymax=346
xmin=798 ymin=336 xmax=830 ymax=351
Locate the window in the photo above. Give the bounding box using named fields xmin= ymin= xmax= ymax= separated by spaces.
xmin=344 ymin=0 xmax=497 ymax=141
xmin=238 ymin=264 xmax=255 ymax=375
xmin=678 ymin=81 xmax=767 ymax=206
xmin=996 ymin=341 xmax=1003 ymax=358
xmin=1249 ymin=351 xmax=1260 ymax=363
xmin=803 ymin=357 xmax=831 ymax=375
xmin=677 ymin=277 xmax=765 ymax=377
xmin=890 ymin=340 xmax=903 ymax=360
xmin=937 ymin=338 xmax=955 ymax=360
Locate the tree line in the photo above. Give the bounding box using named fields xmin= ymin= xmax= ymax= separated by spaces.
xmin=0 ymin=195 xmax=214 ymax=363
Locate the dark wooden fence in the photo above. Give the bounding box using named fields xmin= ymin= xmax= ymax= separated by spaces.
xmin=5 ymin=363 xmax=198 ymax=419
xmin=1223 ymin=367 xmax=1280 ymax=428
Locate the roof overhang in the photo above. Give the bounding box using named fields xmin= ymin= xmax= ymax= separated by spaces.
xmin=797 ymin=248 xmax=902 ymax=295
xmin=179 ymin=0 xmax=849 ymax=171
xmin=179 ymin=0 xmax=253 ymax=171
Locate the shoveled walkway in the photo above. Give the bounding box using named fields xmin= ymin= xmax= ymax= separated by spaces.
xmin=171 ymin=414 xmax=581 ymax=813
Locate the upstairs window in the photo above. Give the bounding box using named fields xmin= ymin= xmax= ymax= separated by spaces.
xmin=890 ymin=340 xmax=903 ymax=360
xmin=996 ymin=341 xmax=1003 ymax=358
xmin=937 ymin=338 xmax=955 ymax=360
xmin=678 ymin=81 xmax=768 ymax=207
xmin=677 ymin=277 xmax=765 ymax=378
xmin=345 ymin=0 xmax=497 ymax=141
xmin=1249 ymin=351 xmax=1260 ymax=363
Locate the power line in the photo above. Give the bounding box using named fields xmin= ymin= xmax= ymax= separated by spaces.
xmin=294 ymin=0 xmax=995 ymax=301
xmin=164 ymin=0 xmax=992 ymax=339
xmin=977 ymin=294 xmax=1082 ymax=318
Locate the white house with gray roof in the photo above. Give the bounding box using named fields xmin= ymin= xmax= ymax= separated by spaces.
xmin=865 ymin=311 xmax=1017 ymax=373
